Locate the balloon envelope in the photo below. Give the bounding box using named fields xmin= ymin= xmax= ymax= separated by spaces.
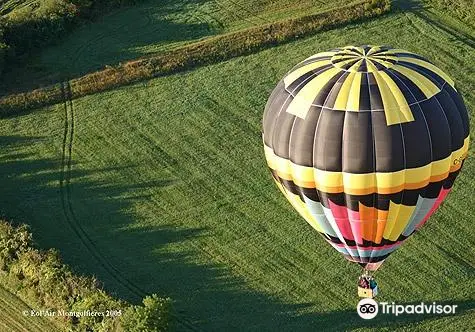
xmin=262 ymin=45 xmax=469 ymax=269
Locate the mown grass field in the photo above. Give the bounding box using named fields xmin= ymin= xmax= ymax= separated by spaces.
xmin=0 ymin=284 xmax=60 ymax=332
xmin=0 ymin=0 xmax=474 ymax=331
xmin=0 ymin=0 xmax=352 ymax=92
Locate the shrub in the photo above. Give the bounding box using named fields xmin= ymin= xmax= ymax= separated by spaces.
xmin=0 ymin=222 xmax=32 ymax=270
xmin=120 ymin=294 xmax=172 ymax=332
xmin=71 ymin=291 xmax=125 ymax=331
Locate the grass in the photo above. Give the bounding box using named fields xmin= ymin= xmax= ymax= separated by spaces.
xmin=423 ymin=0 xmax=474 ymax=25
xmin=0 ymin=284 xmax=60 ymax=332
xmin=0 ymin=0 xmax=353 ymax=92
xmin=0 ymin=1 xmax=474 ymax=331
xmin=0 ymin=0 xmax=389 ymax=113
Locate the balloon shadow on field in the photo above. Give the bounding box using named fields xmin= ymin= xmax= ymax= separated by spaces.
xmin=0 ymin=134 xmax=474 ymax=331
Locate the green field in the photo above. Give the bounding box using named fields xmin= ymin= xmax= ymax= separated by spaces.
xmin=0 ymin=0 xmax=474 ymax=331
xmin=0 ymin=0 xmax=352 ymax=92
xmin=0 ymin=284 xmax=60 ymax=332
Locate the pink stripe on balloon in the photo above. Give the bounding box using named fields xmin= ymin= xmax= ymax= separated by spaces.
xmin=329 ymin=200 xmax=355 ymax=241
xmin=416 ymin=187 xmax=451 ymax=230
xmin=349 ymin=221 xmax=364 ymax=245
xmin=347 ymin=209 xmax=360 ymax=221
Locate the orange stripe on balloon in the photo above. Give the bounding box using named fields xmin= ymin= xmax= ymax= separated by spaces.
xmin=358 ymin=203 xmax=378 ymax=242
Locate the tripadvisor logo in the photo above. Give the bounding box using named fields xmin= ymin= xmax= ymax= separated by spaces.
xmin=357 ymin=300 xmax=458 ymax=319
xmin=357 ymin=299 xmax=378 ymax=319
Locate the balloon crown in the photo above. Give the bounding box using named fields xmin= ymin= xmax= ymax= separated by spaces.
xmin=330 ymin=45 xmax=399 ymax=73
xmin=282 ymin=45 xmax=456 ymax=125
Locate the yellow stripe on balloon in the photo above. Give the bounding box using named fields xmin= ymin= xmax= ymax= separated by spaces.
xmin=263 ymin=136 xmax=469 ymax=194
xmin=383 ymin=202 xmax=416 ymax=241
xmin=397 ymin=57 xmax=455 ymax=88
xmin=343 ymin=172 xmax=375 ymax=190
xmin=371 ymin=69 xmax=414 ymax=125
xmin=385 ymin=49 xmax=420 ymax=56
xmin=314 ymin=168 xmax=343 ymax=190
xmin=347 ymin=72 xmax=362 ymax=111
xmin=366 ymin=46 xmax=382 ymax=56
xmin=333 ymin=72 xmax=356 ymax=110
xmin=392 ymin=65 xmax=440 ymax=99
xmin=286 ymin=67 xmax=342 ymax=119
xmin=283 ymin=59 xmax=332 ymax=88
xmin=369 ymin=58 xmax=394 ymax=69
xmin=450 ymin=137 xmax=470 ymax=171
xmin=303 ymin=51 xmax=338 ymax=62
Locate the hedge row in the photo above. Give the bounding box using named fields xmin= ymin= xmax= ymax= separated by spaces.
xmin=0 ymin=0 xmax=391 ymax=115
xmin=0 ymin=220 xmax=171 ymax=332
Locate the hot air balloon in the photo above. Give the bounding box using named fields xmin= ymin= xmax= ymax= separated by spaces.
xmin=262 ymin=45 xmax=469 ymax=298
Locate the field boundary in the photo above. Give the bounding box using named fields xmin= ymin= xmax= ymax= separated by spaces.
xmin=0 ymin=0 xmax=390 ymax=115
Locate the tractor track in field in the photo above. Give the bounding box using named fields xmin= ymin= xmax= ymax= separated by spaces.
xmin=223 ymin=0 xmax=269 ymax=23
xmin=213 ymin=0 xmax=270 ymax=27
xmin=59 ymin=81 xmax=146 ymax=298
xmin=58 ymin=81 xmax=202 ymax=332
